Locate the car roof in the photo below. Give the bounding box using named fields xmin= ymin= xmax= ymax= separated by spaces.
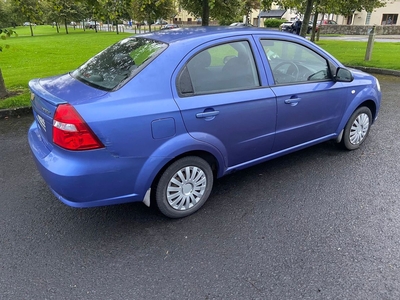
xmin=135 ymin=26 xmax=288 ymax=45
xmin=133 ymin=26 xmax=342 ymax=69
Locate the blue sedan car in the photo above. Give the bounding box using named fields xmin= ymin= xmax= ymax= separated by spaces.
xmin=28 ymin=27 xmax=381 ymax=218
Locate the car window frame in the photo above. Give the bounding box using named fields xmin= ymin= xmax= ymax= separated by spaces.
xmin=176 ymin=39 xmax=262 ymax=98
xmin=71 ymin=37 xmax=168 ymax=92
xmin=256 ymin=38 xmax=335 ymax=87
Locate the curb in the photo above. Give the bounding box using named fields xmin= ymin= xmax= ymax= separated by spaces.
xmin=347 ymin=66 xmax=400 ymax=77
xmin=1 ymin=67 xmax=399 ymax=119
xmin=0 ymin=106 xmax=32 ymax=119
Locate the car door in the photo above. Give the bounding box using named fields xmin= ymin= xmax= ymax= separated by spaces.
xmin=258 ymin=38 xmax=349 ymax=152
xmin=172 ymin=39 xmax=277 ymax=169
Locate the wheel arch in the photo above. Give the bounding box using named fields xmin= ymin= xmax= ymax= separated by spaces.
xmin=361 ymin=99 xmax=377 ymax=122
xmin=132 ymin=133 xmax=225 ymax=203
xmin=151 ymin=150 xmax=219 ymax=190
xmin=341 ymin=105 xmax=373 ymax=150
xmin=336 ymin=98 xmax=378 ymax=142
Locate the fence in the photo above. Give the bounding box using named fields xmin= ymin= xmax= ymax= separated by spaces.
xmin=318 ymin=25 xmax=400 ymax=35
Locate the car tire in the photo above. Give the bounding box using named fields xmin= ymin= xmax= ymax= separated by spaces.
xmin=155 ymin=156 xmax=213 ymax=218
xmin=342 ymin=106 xmax=372 ymax=150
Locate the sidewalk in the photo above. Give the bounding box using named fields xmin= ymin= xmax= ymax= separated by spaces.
xmin=318 ymin=34 xmax=400 ymax=42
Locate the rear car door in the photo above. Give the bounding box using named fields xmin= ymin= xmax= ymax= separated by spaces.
xmin=172 ymin=38 xmax=277 ymax=169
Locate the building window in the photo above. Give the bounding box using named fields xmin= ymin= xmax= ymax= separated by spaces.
xmin=382 ymin=14 xmax=398 ymax=25
xmin=365 ymin=12 xmax=371 ymax=25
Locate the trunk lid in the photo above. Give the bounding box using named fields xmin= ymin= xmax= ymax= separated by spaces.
xmin=29 ymin=73 xmax=107 ymax=151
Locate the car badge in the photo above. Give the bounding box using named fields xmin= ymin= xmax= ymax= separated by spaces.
xmin=41 ymin=106 xmax=51 ymax=115
xmin=36 ymin=114 xmax=46 ymax=132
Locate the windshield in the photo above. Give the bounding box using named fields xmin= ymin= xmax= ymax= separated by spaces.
xmin=71 ymin=37 xmax=167 ymax=91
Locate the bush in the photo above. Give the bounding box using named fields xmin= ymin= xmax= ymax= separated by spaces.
xmin=264 ymin=18 xmax=287 ymax=28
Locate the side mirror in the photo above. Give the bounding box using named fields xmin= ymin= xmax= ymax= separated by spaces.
xmin=335 ymin=67 xmax=353 ymax=82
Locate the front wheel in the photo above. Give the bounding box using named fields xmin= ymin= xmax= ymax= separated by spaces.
xmin=155 ymin=156 xmax=214 ymax=218
xmin=342 ymin=107 xmax=372 ymax=150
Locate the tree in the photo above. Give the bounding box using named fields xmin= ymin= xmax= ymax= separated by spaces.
xmin=12 ymin=0 xmax=43 ymax=36
xmin=300 ymin=0 xmax=313 ymax=36
xmin=131 ymin=0 xmax=175 ymax=31
xmin=98 ymin=0 xmax=132 ymax=34
xmin=5 ymin=0 xmax=27 ymax=28
xmin=179 ymin=0 xmax=271 ymax=26
xmin=201 ymin=0 xmax=209 ymax=26
xmin=178 ymin=0 xmax=207 ymax=25
xmin=335 ymin=0 xmax=385 ymax=17
xmin=242 ymin=0 xmax=260 ymax=24
xmin=0 ymin=29 xmax=17 ymax=99
xmin=178 ymin=0 xmax=239 ymax=25
xmin=41 ymin=0 xmax=83 ymax=34
xmin=0 ymin=1 xmax=8 ymax=28
xmin=275 ymin=0 xmax=385 ymax=37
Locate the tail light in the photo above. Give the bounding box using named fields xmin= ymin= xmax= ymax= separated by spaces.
xmin=53 ymin=104 xmax=104 ymax=151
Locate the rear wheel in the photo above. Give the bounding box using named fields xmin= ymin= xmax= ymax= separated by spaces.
xmin=342 ymin=107 xmax=372 ymax=150
xmin=155 ymin=156 xmax=213 ymax=218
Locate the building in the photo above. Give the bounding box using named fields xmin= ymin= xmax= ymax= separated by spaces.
xmin=249 ymin=0 xmax=399 ymax=26
xmin=352 ymin=0 xmax=399 ymax=25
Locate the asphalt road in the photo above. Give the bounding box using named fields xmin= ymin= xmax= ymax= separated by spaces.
xmin=1 ymin=74 xmax=400 ymax=299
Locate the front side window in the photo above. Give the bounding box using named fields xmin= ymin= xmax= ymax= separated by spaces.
xmin=178 ymin=41 xmax=260 ymax=96
xmin=261 ymin=39 xmax=331 ymax=85
xmin=72 ymin=37 xmax=167 ymax=91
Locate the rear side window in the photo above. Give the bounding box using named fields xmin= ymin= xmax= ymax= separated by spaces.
xmin=177 ymin=41 xmax=260 ymax=96
xmin=261 ymin=39 xmax=331 ymax=85
xmin=72 ymin=37 xmax=167 ymax=91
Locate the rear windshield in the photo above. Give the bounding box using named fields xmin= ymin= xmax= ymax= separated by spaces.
xmin=71 ymin=37 xmax=167 ymax=91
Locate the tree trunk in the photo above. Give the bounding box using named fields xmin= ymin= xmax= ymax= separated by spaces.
xmin=300 ymin=0 xmax=314 ymax=37
xmin=201 ymin=0 xmax=209 ymax=26
xmin=310 ymin=8 xmax=319 ymax=42
xmin=0 ymin=68 xmax=8 ymax=98
xmin=64 ymin=18 xmax=69 ymax=34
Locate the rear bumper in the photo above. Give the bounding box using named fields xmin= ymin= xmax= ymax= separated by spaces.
xmin=28 ymin=121 xmax=147 ymax=207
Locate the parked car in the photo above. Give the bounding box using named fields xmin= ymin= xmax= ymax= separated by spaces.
xmin=318 ymin=19 xmax=338 ymax=25
xmin=155 ymin=20 xmax=168 ymax=25
xmin=279 ymin=21 xmax=295 ymax=32
xmin=315 ymin=19 xmax=338 ymax=32
xmin=28 ymin=27 xmax=381 ymax=218
xmin=85 ymin=21 xmax=98 ymax=29
xmin=23 ymin=22 xmax=36 ymax=26
xmin=229 ymin=22 xmax=253 ymax=27
xmin=161 ymin=24 xmax=179 ymax=30
xmin=279 ymin=20 xmax=313 ymax=34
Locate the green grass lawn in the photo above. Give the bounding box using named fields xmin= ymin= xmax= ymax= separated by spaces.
xmin=0 ymin=25 xmax=399 ymax=109
xmin=0 ymin=25 xmax=130 ymax=109
xmin=315 ymin=40 xmax=400 ymax=70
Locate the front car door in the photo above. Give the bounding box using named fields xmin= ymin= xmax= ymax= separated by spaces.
xmin=257 ymin=38 xmax=349 ymax=152
xmin=172 ymin=38 xmax=277 ymax=169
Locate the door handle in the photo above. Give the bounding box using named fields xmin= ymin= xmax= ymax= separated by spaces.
xmin=196 ymin=111 xmax=220 ymax=119
xmin=284 ymin=97 xmax=301 ymax=106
